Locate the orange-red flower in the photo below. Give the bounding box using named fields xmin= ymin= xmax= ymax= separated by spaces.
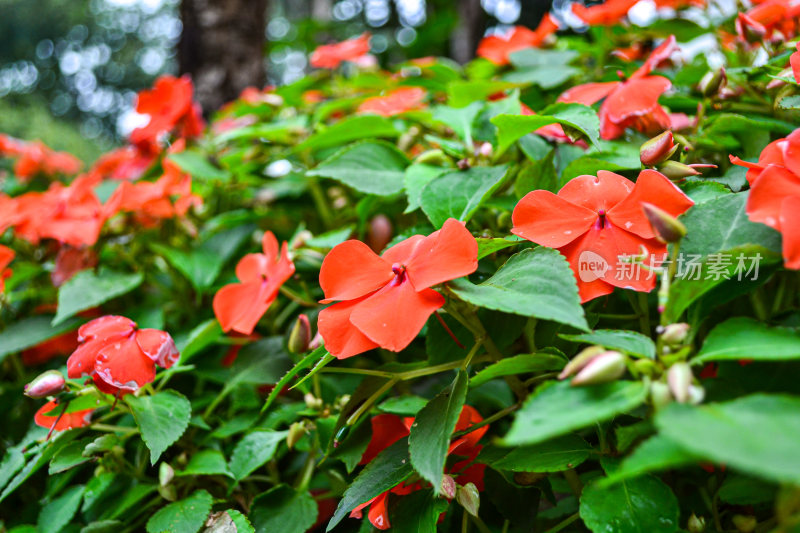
xmin=558 ymin=36 xmax=677 ymax=140
xmin=476 ymin=19 xmax=557 ymax=65
xmin=89 ymin=143 xmax=157 ymax=181
xmin=22 ymin=329 xmax=80 ymax=366
xmin=12 ymin=174 xmax=105 ymax=247
xmin=349 ymin=406 xmax=488 ymax=530
xmin=213 ymin=231 xmax=296 ymax=335
xmin=129 ymin=75 xmax=205 ymax=146
xmin=310 ymin=33 xmax=371 ymax=69
xmin=792 ymin=42 xmax=800 ymax=83
xmin=358 ymin=87 xmax=427 ymax=117
xmin=735 ymin=0 xmax=800 ymax=43
xmin=731 ymin=128 xmax=800 ymax=269
xmin=66 ymin=315 xmax=179 ymax=396
xmin=317 ymin=219 xmax=477 ymax=359
xmin=34 ymin=399 xmax=93 ymax=432
xmin=51 ymin=245 xmax=98 ymax=287
xmin=0 ymin=135 xmax=82 ymax=181
xmin=0 ymin=245 xmax=14 ymax=293
xmin=511 ymin=169 xmax=694 ymax=302
xmin=571 ymin=0 xmax=638 ymax=25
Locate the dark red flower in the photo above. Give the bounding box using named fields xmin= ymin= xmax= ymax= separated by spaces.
xmin=358 ymin=87 xmax=427 ymax=117
xmin=213 ymin=231 xmax=295 ymax=335
xmin=66 ymin=315 xmax=179 ymax=396
xmin=558 ymin=36 xmax=678 ymax=140
xmin=349 ymin=406 xmax=488 ymax=530
xmin=512 ymin=169 xmax=694 ymax=302
xmin=129 ymin=75 xmax=204 ymax=146
xmin=34 ymin=399 xmax=93 ymax=432
xmin=317 ymin=219 xmax=477 ymax=359
xmin=310 ymin=33 xmax=371 ymax=69
xmin=51 ymin=245 xmax=98 ymax=287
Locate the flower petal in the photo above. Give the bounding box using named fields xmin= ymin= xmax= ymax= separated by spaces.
xmin=66 ymin=337 xmax=109 ymax=379
xmin=608 ymin=169 xmax=694 ymax=240
xmin=747 ymin=165 xmax=800 ymax=230
xmin=136 ymin=329 xmax=179 ymax=368
xmin=783 ymin=129 xmax=800 ymax=178
xmin=360 ymin=414 xmax=411 ymax=465
xmin=94 ymin=336 xmax=156 ymax=392
xmin=381 ymin=235 xmax=425 ymax=264
xmin=558 ymin=82 xmax=620 ymax=106
xmin=78 ymin=315 xmax=136 ymax=343
xmin=633 ymin=35 xmax=677 ymax=78
xmin=511 ymin=190 xmax=596 ymax=248
xmin=349 ymin=281 xmax=444 ymax=352
xmin=319 ymin=240 xmax=392 ymax=303
xmin=213 ymin=281 xmax=273 ymax=335
xmin=558 ymin=171 xmax=634 ymax=213
xmin=405 ymin=219 xmax=478 ymax=291
xmin=235 ymin=253 xmax=269 ymax=283
xmin=318 ymin=298 xmax=381 ymax=359
xmin=780 ymin=196 xmax=800 ymax=270
xmin=34 ymin=400 xmax=93 ymax=432
xmin=603 ymin=76 xmax=671 ymax=124
xmin=367 ymin=491 xmax=392 ymax=530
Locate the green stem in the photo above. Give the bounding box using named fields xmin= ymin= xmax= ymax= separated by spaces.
xmin=470 ymin=515 xmax=492 ymax=533
xmin=452 ymin=403 xmax=520 ymax=438
xmin=544 ymin=512 xmax=580 ymax=533
xmin=307 ymin=177 xmax=334 ymax=229
xmin=346 ymin=378 xmax=398 ymax=426
xmin=279 ymin=285 xmax=318 ymax=307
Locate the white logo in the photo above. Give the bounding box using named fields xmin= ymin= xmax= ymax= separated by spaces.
xmin=578 ymin=250 xmax=609 ymax=282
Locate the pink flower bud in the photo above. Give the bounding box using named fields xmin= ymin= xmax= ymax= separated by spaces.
xmin=660 ymin=323 xmax=690 ymax=345
xmin=667 ymin=362 xmax=693 ymax=403
xmin=642 ymin=202 xmax=687 ymax=244
xmin=640 ymin=131 xmax=677 ymax=166
xmin=288 ymin=314 xmax=312 ymax=354
xmin=558 ymin=345 xmax=607 ymax=380
xmin=659 ymin=160 xmax=701 ymax=180
xmin=441 ymin=474 xmax=457 ymax=499
xmin=571 ymin=351 xmax=626 ymax=386
xmin=24 ymin=370 xmax=65 ymax=398
xmin=699 ymin=68 xmax=726 ymax=97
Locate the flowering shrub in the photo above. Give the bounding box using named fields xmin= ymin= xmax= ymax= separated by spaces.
xmin=2 ymin=3 xmax=800 ymax=532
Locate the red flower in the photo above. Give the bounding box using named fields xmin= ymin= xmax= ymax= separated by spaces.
xmin=571 ymin=0 xmax=638 ymax=25
xmin=733 ymin=128 xmax=800 ymax=269
xmin=735 ymin=0 xmax=800 ymax=43
xmin=357 ymin=87 xmax=427 ymax=117
xmin=793 ymin=42 xmax=800 ymax=83
xmin=0 ymin=135 xmax=82 ymax=181
xmin=349 ymin=406 xmax=488 ymax=530
xmin=34 ymin=399 xmax=93 ymax=432
xmin=129 ymin=75 xmax=204 ymax=146
xmin=310 ymin=33 xmax=371 ymax=69
xmin=89 ymin=143 xmax=157 ymax=181
xmin=0 ymin=244 xmax=14 ymax=293
xmin=213 ymin=231 xmax=296 ymax=335
xmin=66 ymin=315 xmax=179 ymax=396
xmin=476 ymin=20 xmax=557 ymax=65
xmin=317 ymin=219 xmax=477 ymax=359
xmin=22 ymin=330 xmax=79 ymax=366
xmin=12 ymin=174 xmax=105 ymax=247
xmin=521 ymin=104 xmax=588 ymax=148
xmin=51 ymin=245 xmax=98 ymax=287
xmin=558 ymin=36 xmax=677 ymax=140
xmin=511 ymin=169 xmax=694 ymax=302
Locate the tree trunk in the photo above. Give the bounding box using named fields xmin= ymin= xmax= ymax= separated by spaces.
xmin=450 ymin=0 xmax=485 ymax=64
xmin=178 ymin=0 xmax=268 ymax=114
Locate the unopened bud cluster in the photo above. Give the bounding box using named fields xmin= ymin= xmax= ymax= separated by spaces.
xmin=560 ymin=346 xmax=627 ymax=386
xmin=640 ymin=130 xmax=716 ymax=181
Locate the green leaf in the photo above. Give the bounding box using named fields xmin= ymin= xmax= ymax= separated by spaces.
xmin=391 ymin=490 xmax=450 ymax=533
xmin=409 ymin=371 xmax=468 ymax=493
xmin=49 ymin=439 xmax=92 ymax=474
xmin=718 ymin=475 xmax=777 ymax=505
xmin=432 ymin=102 xmax=483 ymax=145
xmin=80 ymin=520 xmax=124 ymax=533
xmin=655 ymin=394 xmax=800 ymax=484
xmin=250 ymin=485 xmax=318 ymax=533
xmin=228 ymin=430 xmax=288 ymax=481
xmin=470 ymin=353 xmax=565 ymax=388
xmin=560 ymin=330 xmax=656 ymax=359
xmin=262 ymin=346 xmax=326 ymax=413
xmin=0 ymin=448 xmax=25 ymax=493
xmin=449 ymin=248 xmax=589 ymax=331
xmin=580 ymin=475 xmax=680 ymax=533
xmin=168 ymin=150 xmax=231 ymax=181
xmin=404 ymin=164 xmax=446 ymax=214
xmin=488 ymin=434 xmax=591 ymax=473
xmin=0 ymin=433 xmax=78 ymax=503
xmin=447 ymin=80 xmax=517 ymax=107
xmin=127 ymin=390 xmax=191 ymax=464
xmin=150 ymin=225 xmax=251 ymax=292
xmin=476 ymin=237 xmax=522 ymax=259
xmin=0 ymin=315 xmax=82 ymax=363
xmin=53 ymin=269 xmax=144 ymax=326
xmin=38 ymin=484 xmax=85 ymax=533
xmin=146 ymin=490 xmax=212 ymax=533
xmin=175 ymin=318 xmax=223 ymax=363
xmin=504 ymin=380 xmax=648 ymax=446
xmin=327 ymin=439 xmax=414 ymax=531
xmin=176 ymin=449 xmax=233 ymax=478
xmin=508 ymin=48 xmax=579 ymax=67
xmin=378 ymin=395 xmax=429 ymax=416
xmin=307 ymin=140 xmax=409 ymax=196
xmin=295 ymin=115 xmax=400 ymax=152
xmin=502 ymin=66 xmax=579 ymax=89
xmin=778 ymin=94 xmax=800 ymax=110
xmin=601 ymin=435 xmax=700 ymax=486
xmin=228 ymin=510 xmax=255 ymax=533
xmin=693 ymin=317 xmax=800 ymax=364
xmin=492 ymin=103 xmax=600 ymax=156
xmin=420 ymin=164 xmax=509 ymax=227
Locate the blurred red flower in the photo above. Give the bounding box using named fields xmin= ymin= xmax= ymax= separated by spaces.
xmin=317 ymin=218 xmax=477 ymax=359
xmin=571 ymin=0 xmax=637 ymax=25
xmin=51 ymin=245 xmax=98 ymax=287
xmin=558 ymin=36 xmax=677 ymax=140
xmin=350 ymin=406 xmax=488 ymax=530
xmin=793 ymin=42 xmax=800 ymax=83
xmin=358 ymin=87 xmax=427 ymax=116
xmin=0 ymin=135 xmax=82 ymax=181
xmin=89 ymin=143 xmax=158 ymax=181
xmin=22 ymin=330 xmax=80 ymax=366
xmin=213 ymin=231 xmax=296 ymax=335
xmin=735 ymin=0 xmax=800 ymax=43
xmin=129 ymin=75 xmax=205 ymax=146
xmin=476 ymin=20 xmax=557 ymax=65
xmin=310 ymin=33 xmax=371 ymax=69
xmin=0 ymin=244 xmax=14 ymax=293
xmin=34 ymin=399 xmax=93 ymax=432
xmin=512 ymin=169 xmax=694 ymax=302
xmin=67 ymin=315 xmax=179 ymax=396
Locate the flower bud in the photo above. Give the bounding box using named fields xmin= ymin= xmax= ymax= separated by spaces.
xmin=688 ymin=384 xmax=705 ymax=405
xmin=571 ymin=351 xmax=627 ymax=386
xmin=650 ymin=381 xmax=672 ymax=409
xmin=658 ymin=160 xmax=700 ymax=180
xmin=767 ymin=68 xmax=793 ymax=90
xmin=456 ymin=482 xmax=480 ymax=517
xmin=660 ymin=323 xmax=690 ymax=345
xmin=640 ymin=131 xmax=677 ymax=166
xmin=699 ymin=67 xmax=727 ymax=97
xmin=558 ymin=345 xmax=607 ymax=380
xmin=24 ymin=370 xmax=65 ymax=398
xmin=304 ymin=393 xmax=323 ymax=410
xmin=667 ymin=362 xmax=693 ymax=403
xmin=288 ymin=315 xmax=312 ymax=354
xmin=688 ymin=513 xmax=706 ymax=533
xmin=159 ymin=462 xmax=174 ymax=487
xmin=441 ymin=474 xmax=457 ymax=499
xmin=413 ymin=149 xmax=450 ymax=166
xmin=732 ymin=514 xmax=757 ymax=533
xmin=641 ymin=202 xmax=687 ymax=244
xmin=476 ymin=142 xmax=493 ymax=158
xmin=287 ymin=421 xmax=306 ymax=450
xmin=366 ymin=214 xmax=393 ymax=253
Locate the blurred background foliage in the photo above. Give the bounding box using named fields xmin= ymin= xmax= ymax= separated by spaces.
xmin=0 ymin=0 xmax=548 ymax=157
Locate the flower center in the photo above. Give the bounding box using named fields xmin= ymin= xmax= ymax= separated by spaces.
xmin=391 ymin=262 xmax=407 ymax=283
xmin=595 ymin=209 xmax=609 ymax=229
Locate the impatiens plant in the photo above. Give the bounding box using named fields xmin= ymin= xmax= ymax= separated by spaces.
xmin=4 ymin=2 xmax=800 ymax=532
